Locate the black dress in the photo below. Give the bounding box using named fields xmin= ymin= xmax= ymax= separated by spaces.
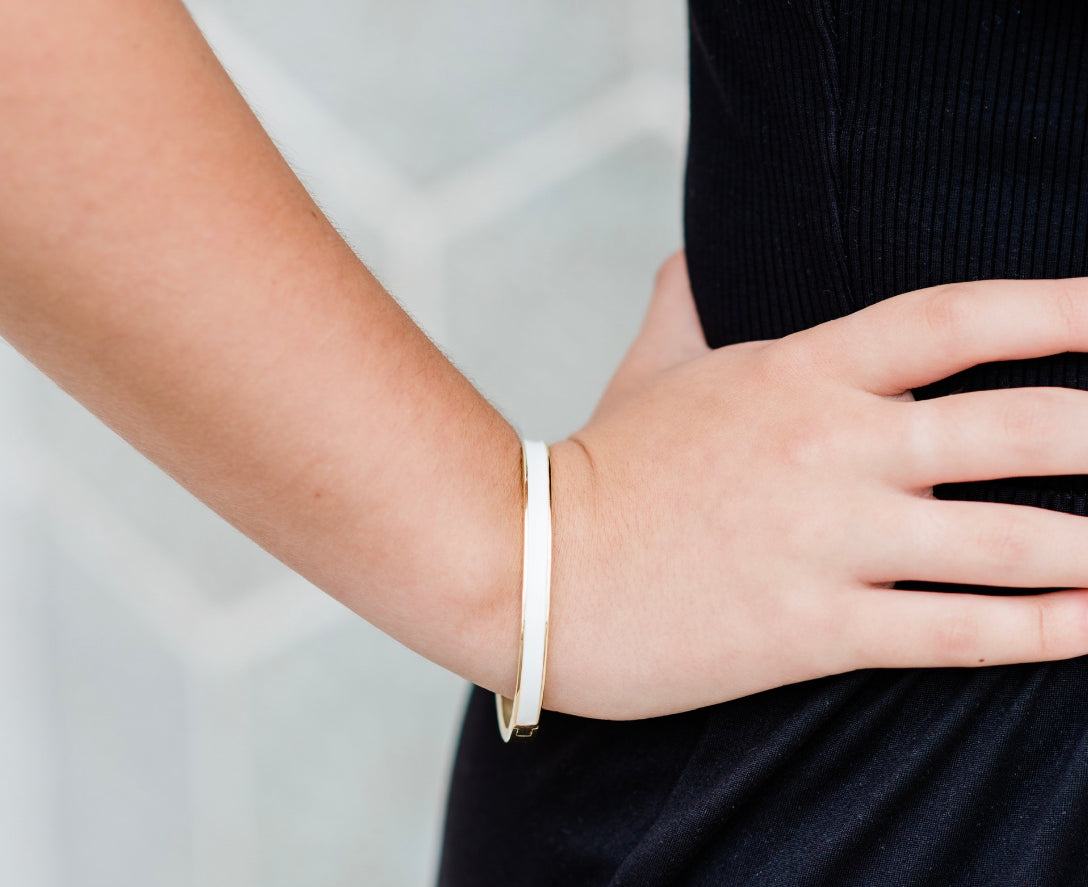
xmin=438 ymin=2 xmax=1088 ymax=884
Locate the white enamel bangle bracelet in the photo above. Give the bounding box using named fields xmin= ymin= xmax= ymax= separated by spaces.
xmin=495 ymin=439 xmax=552 ymax=742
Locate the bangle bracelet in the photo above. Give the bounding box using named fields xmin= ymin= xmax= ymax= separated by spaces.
xmin=495 ymin=439 xmax=552 ymax=742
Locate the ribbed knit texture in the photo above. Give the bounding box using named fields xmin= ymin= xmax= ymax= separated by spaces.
xmin=686 ymin=0 xmax=1088 ymax=512
xmin=438 ymin=4 xmax=1088 ymax=885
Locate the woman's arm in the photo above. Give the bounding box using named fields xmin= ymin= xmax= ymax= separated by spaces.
xmin=7 ymin=0 xmax=1088 ymax=721
xmin=0 ymin=0 xmax=529 ymax=695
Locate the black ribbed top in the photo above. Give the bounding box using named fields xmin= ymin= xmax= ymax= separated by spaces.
xmin=686 ymin=0 xmax=1088 ymax=512
xmin=438 ymin=6 xmax=1088 ymax=885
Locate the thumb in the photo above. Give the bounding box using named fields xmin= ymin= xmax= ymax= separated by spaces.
xmin=633 ymin=249 xmax=711 ymax=374
xmin=590 ymin=250 xmax=711 ymax=422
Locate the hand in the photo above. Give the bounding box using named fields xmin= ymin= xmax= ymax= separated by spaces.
xmin=545 ymin=252 xmax=1088 ymax=719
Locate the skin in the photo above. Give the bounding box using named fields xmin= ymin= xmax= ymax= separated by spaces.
xmin=3 ymin=0 xmax=1088 ymax=721
xmin=561 ymin=259 xmax=1088 ymax=717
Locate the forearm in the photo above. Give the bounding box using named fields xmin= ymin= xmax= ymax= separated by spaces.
xmin=0 ymin=0 xmax=528 ymax=693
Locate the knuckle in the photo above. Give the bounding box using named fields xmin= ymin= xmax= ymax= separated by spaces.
xmin=1031 ymin=597 xmax=1058 ymax=661
xmin=1050 ymin=281 xmax=1087 ymax=341
xmin=756 ymin=334 xmax=872 ymax=468
xmin=760 ymin=329 xmax=841 ymax=396
xmin=899 ymin=401 xmax=940 ymax=478
xmin=764 ymin=332 xmax=816 ymax=378
xmin=1030 ymin=593 xmax=1088 ymax=661
xmin=933 ymin=607 xmax=981 ymax=665
xmin=921 ymin=286 xmax=977 ymax=348
xmin=777 ymin=590 xmax=845 ymax=676
xmin=774 ymin=424 xmax=821 ymax=469
xmin=774 ymin=412 xmax=844 ymax=470
xmin=998 ymin=393 xmax=1059 ymax=448
xmin=976 ymin=513 xmax=1033 ymax=566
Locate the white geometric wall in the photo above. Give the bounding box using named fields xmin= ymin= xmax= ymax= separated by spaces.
xmin=0 ymin=2 xmax=688 ymax=885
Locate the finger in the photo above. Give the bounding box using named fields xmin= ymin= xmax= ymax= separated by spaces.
xmin=843 ymin=584 xmax=1088 ymax=670
xmin=806 ymin=277 xmax=1088 ymax=395
xmin=894 ymin=386 xmax=1088 ymax=486
xmin=871 ymin=497 xmax=1088 ymax=590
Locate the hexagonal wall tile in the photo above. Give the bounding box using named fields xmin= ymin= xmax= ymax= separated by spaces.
xmin=198 ymin=0 xmax=635 ymax=183
xmin=39 ymin=526 xmax=193 ymax=887
xmin=445 ymin=135 xmax=684 ymax=441
xmin=247 ymin=620 xmax=467 ymax=887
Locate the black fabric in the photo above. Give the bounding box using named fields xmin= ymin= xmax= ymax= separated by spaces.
xmin=438 ymin=2 xmax=1088 ymax=884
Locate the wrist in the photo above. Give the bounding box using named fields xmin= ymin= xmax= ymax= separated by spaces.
xmin=465 ymin=421 xmax=524 ymax=700
xmin=536 ymin=435 xmax=598 ymax=713
xmin=472 ymin=432 xmax=597 ymax=714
